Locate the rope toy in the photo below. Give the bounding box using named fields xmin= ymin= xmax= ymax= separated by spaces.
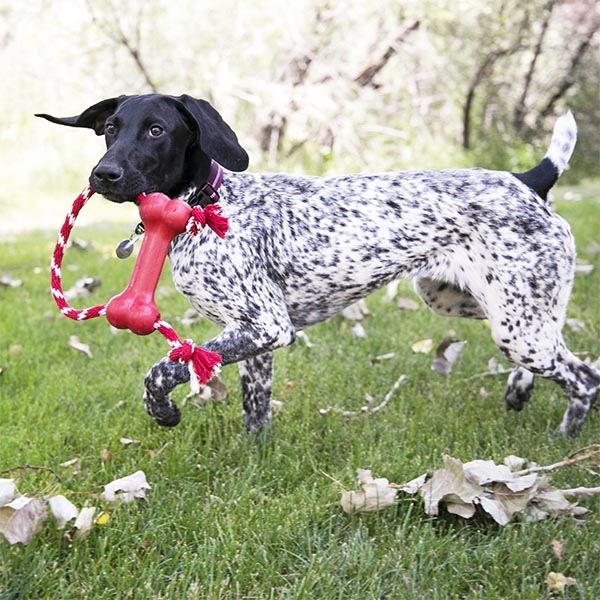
xmin=50 ymin=184 xmax=229 ymax=393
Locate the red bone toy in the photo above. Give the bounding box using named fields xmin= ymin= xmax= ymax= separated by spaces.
xmin=105 ymin=194 xmax=192 ymax=335
xmin=51 ymin=185 xmax=228 ymax=391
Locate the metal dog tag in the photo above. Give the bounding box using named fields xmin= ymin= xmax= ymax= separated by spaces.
xmin=115 ymin=223 xmax=145 ymax=259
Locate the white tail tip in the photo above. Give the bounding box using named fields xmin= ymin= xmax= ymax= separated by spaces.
xmin=545 ymin=111 xmax=577 ymax=175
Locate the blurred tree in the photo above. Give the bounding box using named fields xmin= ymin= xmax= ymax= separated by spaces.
xmin=0 ymin=0 xmax=597 ymax=187
xmin=86 ymin=0 xmax=159 ymax=92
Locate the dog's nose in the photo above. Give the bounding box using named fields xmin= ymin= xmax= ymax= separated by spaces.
xmin=92 ymin=163 xmax=123 ymax=186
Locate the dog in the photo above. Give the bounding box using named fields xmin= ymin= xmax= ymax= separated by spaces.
xmin=37 ymin=94 xmax=599 ymax=437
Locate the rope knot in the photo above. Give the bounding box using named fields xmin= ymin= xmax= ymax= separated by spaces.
xmin=186 ymin=205 xmax=229 ymax=238
xmin=168 ymin=339 xmax=196 ymax=363
xmin=156 ymin=323 xmax=222 ymax=393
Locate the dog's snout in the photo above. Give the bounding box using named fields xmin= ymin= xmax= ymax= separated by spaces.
xmin=92 ymin=163 xmax=123 ymax=185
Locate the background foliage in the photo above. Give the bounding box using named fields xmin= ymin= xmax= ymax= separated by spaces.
xmin=0 ymin=0 xmax=598 ymax=236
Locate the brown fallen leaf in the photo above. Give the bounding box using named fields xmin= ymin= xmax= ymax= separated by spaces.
xmin=551 ymin=539 xmax=564 ymax=560
xmin=431 ymin=338 xmax=466 ymax=376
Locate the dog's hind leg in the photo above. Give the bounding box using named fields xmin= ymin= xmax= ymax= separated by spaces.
xmin=415 ymin=277 xmax=540 ymax=412
xmin=489 ymin=311 xmax=599 ymax=436
xmin=554 ymin=356 xmax=600 ymax=436
xmin=238 ymin=351 xmax=274 ymax=432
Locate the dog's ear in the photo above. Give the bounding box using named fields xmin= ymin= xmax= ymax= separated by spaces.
xmin=175 ymin=95 xmax=249 ymax=172
xmin=35 ymin=97 xmax=123 ymax=135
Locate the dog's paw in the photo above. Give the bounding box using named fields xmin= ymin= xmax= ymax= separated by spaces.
xmin=504 ymin=367 xmax=535 ymax=411
xmin=143 ymin=391 xmax=181 ymax=426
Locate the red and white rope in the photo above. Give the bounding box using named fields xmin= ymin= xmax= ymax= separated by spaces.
xmin=50 ymin=185 xmax=224 ymax=388
xmin=50 ymin=185 xmax=107 ymax=321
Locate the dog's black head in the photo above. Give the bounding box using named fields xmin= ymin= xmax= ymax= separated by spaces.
xmin=36 ymin=94 xmax=249 ymax=203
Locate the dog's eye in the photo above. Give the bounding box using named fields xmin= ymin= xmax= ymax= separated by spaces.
xmin=149 ymin=125 xmax=164 ymax=137
xmin=104 ymin=123 xmax=116 ymax=135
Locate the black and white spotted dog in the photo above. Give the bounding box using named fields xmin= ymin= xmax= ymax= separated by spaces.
xmin=38 ymin=94 xmax=599 ymax=437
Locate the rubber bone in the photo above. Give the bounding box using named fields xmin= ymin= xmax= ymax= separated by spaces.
xmin=105 ymin=193 xmax=191 ymax=335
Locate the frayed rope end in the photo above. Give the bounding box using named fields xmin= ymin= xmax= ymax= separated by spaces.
xmin=167 ymin=339 xmax=222 ymax=393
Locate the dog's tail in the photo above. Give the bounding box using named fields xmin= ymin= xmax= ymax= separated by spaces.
xmin=513 ymin=111 xmax=577 ymax=201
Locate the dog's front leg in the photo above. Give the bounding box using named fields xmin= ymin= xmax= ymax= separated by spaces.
xmin=238 ymin=352 xmax=274 ymax=432
xmin=143 ymin=357 xmax=189 ymax=426
xmin=143 ymin=315 xmax=295 ymax=428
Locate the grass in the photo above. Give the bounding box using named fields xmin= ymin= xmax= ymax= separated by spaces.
xmin=0 ymin=183 xmax=599 ymax=599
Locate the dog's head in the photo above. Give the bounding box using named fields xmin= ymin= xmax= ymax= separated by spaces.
xmin=36 ymin=94 xmax=249 ymax=203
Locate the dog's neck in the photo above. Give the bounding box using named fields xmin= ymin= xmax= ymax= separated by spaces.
xmin=181 ymin=159 xmax=224 ymax=207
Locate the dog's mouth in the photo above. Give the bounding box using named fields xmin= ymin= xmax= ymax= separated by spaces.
xmin=98 ymin=192 xmax=139 ymax=204
xmin=90 ymin=183 xmax=157 ymax=204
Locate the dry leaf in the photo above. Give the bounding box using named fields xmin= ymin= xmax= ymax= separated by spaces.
xmin=397 ymin=297 xmax=420 ymax=311
xmin=0 ymin=275 xmax=22 ymax=288
xmin=72 ymin=506 xmax=96 ymax=540
xmin=431 ymin=338 xmax=466 ymax=375
xmin=411 ymin=339 xmax=433 ymax=354
xmin=206 ymin=376 xmax=228 ymax=401
xmin=340 ymin=469 xmax=397 ymax=514
xmin=100 ymin=449 xmax=113 ymax=462
xmin=48 ymin=495 xmax=79 ymax=530
xmin=0 ymin=496 xmax=48 ymax=545
xmin=340 ymin=450 xmax=600 ymax=525
xmin=119 ymin=437 xmax=141 ymax=446
xmin=64 ymin=276 xmax=102 ymax=300
xmin=180 ymin=308 xmax=203 ymax=327
xmin=545 ymin=572 xmax=577 ymax=593
xmin=342 ymin=300 xmax=371 ymax=321
xmin=397 ymin=473 xmax=428 ymax=495
xmin=503 ymin=455 xmax=526 ymax=471
xmin=0 ymin=479 xmax=16 ymax=506
xmin=70 ymin=238 xmax=92 ymax=251
xmin=296 ymin=330 xmax=314 ymax=348
xmin=95 ymin=511 xmax=111 ymax=526
xmin=351 ymin=323 xmax=367 ymax=338
xmin=420 ymin=456 xmax=483 ymax=517
xmin=68 ymin=335 xmax=93 ymax=358
xmin=551 ymin=539 xmax=564 ymax=560
xmin=565 ymin=318 xmax=585 ymax=332
xmin=372 ymin=352 xmax=396 ymax=363
xmin=486 ymin=356 xmax=511 ymax=375
xmin=101 ymin=471 xmax=151 ymax=504
xmin=574 ymin=262 xmax=593 ymax=275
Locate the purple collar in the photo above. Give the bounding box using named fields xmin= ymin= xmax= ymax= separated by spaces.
xmin=201 ymin=160 xmax=224 ymax=203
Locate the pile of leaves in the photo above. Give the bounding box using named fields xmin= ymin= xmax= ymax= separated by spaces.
xmin=0 ymin=468 xmax=150 ymax=545
xmin=340 ymin=445 xmax=600 ymax=525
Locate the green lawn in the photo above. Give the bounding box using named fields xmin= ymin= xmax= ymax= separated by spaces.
xmin=0 ymin=183 xmax=598 ymax=599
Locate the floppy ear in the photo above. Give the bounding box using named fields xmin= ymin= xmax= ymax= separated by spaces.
xmin=176 ymin=95 xmax=249 ymax=172
xmin=35 ymin=97 xmax=123 ymax=135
